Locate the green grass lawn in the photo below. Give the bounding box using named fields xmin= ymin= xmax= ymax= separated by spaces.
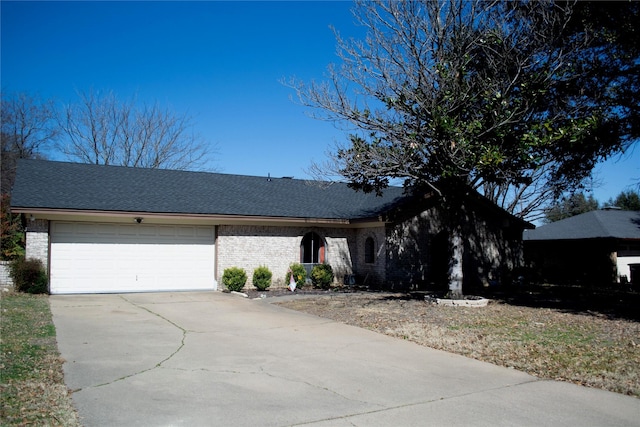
xmin=0 ymin=292 xmax=79 ymax=426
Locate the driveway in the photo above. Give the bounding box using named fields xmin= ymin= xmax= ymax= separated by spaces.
xmin=51 ymin=292 xmax=639 ymax=426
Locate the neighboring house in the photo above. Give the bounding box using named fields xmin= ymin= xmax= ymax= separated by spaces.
xmin=11 ymin=159 xmax=530 ymax=294
xmin=523 ymin=209 xmax=640 ymax=285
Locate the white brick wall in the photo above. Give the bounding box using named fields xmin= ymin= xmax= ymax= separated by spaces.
xmin=26 ymin=219 xmax=49 ymax=270
xmin=217 ymin=225 xmax=358 ymax=289
xmin=0 ymin=260 xmax=13 ymax=287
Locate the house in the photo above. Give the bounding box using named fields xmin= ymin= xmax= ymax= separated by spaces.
xmin=11 ymin=159 xmax=530 ymax=294
xmin=523 ymin=209 xmax=640 ymax=285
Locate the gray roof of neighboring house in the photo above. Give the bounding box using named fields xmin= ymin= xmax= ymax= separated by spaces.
xmin=10 ymin=159 xmax=409 ymax=220
xmin=523 ymin=209 xmax=640 ymax=241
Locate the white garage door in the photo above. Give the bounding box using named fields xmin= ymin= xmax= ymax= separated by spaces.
xmin=50 ymin=222 xmax=216 ymax=294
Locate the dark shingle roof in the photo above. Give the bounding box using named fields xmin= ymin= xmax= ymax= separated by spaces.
xmin=523 ymin=210 xmax=640 ymax=241
xmin=11 ymin=159 xmax=408 ymax=220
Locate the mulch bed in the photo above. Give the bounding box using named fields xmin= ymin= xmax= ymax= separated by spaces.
xmin=244 ymin=287 xmax=361 ymax=299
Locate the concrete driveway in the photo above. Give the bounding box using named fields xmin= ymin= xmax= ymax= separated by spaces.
xmin=50 ymin=292 xmax=639 ymax=427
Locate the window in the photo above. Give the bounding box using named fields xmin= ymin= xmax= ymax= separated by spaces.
xmin=301 ymin=232 xmax=325 ymax=264
xmin=364 ymin=236 xmax=375 ymax=263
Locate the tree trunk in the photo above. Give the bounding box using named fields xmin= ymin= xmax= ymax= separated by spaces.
xmin=448 ymin=229 xmax=464 ymax=299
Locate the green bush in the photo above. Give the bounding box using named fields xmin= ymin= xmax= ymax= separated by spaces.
xmin=1 ymin=194 xmax=25 ymax=261
xmin=9 ymin=258 xmax=48 ymax=294
xmin=252 ymin=266 xmax=272 ymax=291
xmin=222 ymin=267 xmax=247 ymax=292
xmin=286 ymin=263 xmax=307 ymax=289
xmin=311 ymin=264 xmax=334 ymax=289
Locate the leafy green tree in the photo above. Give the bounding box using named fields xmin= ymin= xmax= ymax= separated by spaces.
xmin=559 ymin=1 xmax=640 ymax=151
xmin=0 ymin=194 xmax=25 ymax=260
xmin=544 ymin=193 xmax=599 ymax=223
xmin=605 ymin=190 xmax=640 ymax=211
xmin=290 ymin=0 xmax=639 ymax=295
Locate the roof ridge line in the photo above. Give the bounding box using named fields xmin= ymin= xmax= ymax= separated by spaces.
xmin=593 ymin=209 xmax=616 ymax=237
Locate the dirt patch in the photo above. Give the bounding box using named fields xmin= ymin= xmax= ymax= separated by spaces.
xmin=273 ymin=290 xmax=640 ymax=398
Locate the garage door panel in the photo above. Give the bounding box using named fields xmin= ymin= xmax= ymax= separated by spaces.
xmin=157 ymin=226 xmax=177 ymax=237
xmin=50 ymin=222 xmax=216 ymax=294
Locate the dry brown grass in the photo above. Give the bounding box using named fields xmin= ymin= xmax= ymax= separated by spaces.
xmin=277 ymin=291 xmax=640 ymax=397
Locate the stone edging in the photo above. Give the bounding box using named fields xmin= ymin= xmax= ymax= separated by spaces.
xmin=434 ymin=297 xmax=489 ymax=307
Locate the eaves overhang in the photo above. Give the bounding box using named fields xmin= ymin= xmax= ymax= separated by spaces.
xmin=10 ymin=207 xmax=387 ymax=227
xmin=523 ymin=236 xmax=640 ymax=243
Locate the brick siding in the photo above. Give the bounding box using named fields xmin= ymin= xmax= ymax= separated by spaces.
xmin=354 ymin=227 xmax=387 ymax=286
xmin=216 ymin=225 xmax=361 ymax=290
xmin=26 ymin=219 xmax=49 ymax=271
xmin=0 ymin=260 xmax=13 ymax=288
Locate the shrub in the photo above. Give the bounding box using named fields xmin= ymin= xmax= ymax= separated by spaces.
xmin=311 ymin=264 xmax=334 ymax=289
xmin=9 ymin=257 xmax=48 ymax=294
xmin=222 ymin=267 xmax=247 ymax=292
xmin=286 ymin=263 xmax=307 ymax=289
xmin=1 ymin=194 xmax=25 ymax=261
xmin=252 ymin=266 xmax=272 ymax=291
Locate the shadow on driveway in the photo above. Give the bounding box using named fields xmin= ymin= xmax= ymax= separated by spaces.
xmin=51 ymin=291 xmax=639 ymax=427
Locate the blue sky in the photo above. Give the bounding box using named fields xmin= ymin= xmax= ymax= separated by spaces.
xmin=2 ymin=1 xmax=638 ymax=204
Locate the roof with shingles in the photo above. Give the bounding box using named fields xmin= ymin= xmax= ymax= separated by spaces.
xmin=523 ymin=209 xmax=640 ymax=241
xmin=10 ymin=159 xmax=409 ymax=220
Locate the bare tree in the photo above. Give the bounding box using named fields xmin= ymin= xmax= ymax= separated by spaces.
xmin=58 ymin=90 xmax=212 ymax=170
xmin=1 ymin=91 xmax=58 ymax=194
xmin=1 ymin=91 xmax=57 ymax=260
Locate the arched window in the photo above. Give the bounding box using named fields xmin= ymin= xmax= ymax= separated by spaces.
xmin=364 ymin=236 xmax=375 ymax=264
xmin=301 ymin=232 xmax=325 ymax=264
